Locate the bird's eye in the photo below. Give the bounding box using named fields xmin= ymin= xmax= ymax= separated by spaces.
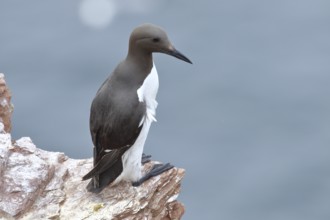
xmin=152 ymin=38 xmax=160 ymax=43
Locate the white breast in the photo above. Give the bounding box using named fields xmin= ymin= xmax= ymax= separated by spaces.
xmin=137 ymin=64 xmax=159 ymax=125
xmin=113 ymin=64 xmax=159 ymax=184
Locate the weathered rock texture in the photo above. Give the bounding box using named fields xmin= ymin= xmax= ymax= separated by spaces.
xmin=0 ymin=73 xmax=185 ymax=219
xmin=0 ymin=73 xmax=13 ymax=133
xmin=0 ymin=135 xmax=185 ymax=220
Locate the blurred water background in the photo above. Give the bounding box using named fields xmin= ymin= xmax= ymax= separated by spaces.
xmin=1 ymin=0 xmax=330 ymax=219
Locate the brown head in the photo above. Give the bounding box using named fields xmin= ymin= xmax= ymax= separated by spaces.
xmin=128 ymin=23 xmax=192 ymax=64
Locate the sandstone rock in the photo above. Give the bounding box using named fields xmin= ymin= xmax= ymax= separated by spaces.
xmin=0 ymin=132 xmax=185 ymax=220
xmin=0 ymin=73 xmax=13 ymax=133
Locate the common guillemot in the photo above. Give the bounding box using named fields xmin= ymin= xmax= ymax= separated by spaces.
xmin=82 ymin=23 xmax=192 ymax=193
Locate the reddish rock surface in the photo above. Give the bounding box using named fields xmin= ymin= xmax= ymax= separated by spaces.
xmin=0 ymin=73 xmax=13 ymax=133
xmin=0 ymin=135 xmax=185 ymax=219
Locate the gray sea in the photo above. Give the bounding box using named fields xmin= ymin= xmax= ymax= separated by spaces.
xmin=1 ymin=1 xmax=330 ymax=219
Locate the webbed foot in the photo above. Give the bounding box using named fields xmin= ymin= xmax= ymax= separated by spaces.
xmin=141 ymin=153 xmax=152 ymax=165
xmin=132 ymin=163 xmax=174 ymax=187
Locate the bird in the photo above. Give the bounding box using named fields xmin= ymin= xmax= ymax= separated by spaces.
xmin=82 ymin=23 xmax=192 ymax=193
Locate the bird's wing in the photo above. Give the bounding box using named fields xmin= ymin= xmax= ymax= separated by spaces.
xmin=82 ymin=146 xmax=128 ymax=180
xmin=90 ymin=88 xmax=145 ymax=150
xmin=83 ymin=80 xmax=146 ymax=181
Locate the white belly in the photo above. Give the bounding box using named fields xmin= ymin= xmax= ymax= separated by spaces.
xmin=113 ymin=64 xmax=159 ymax=184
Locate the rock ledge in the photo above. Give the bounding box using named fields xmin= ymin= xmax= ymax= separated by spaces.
xmin=0 ymin=135 xmax=185 ymax=220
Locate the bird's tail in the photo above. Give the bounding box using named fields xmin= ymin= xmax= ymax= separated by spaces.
xmin=85 ymin=159 xmax=123 ymax=193
xmin=82 ymin=148 xmax=128 ymax=193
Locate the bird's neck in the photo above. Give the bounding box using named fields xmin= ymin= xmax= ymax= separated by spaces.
xmin=126 ymin=47 xmax=153 ymax=74
xmin=121 ymin=49 xmax=154 ymax=88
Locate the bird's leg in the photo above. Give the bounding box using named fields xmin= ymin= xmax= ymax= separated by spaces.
xmin=141 ymin=153 xmax=152 ymax=165
xmin=132 ymin=163 xmax=174 ymax=187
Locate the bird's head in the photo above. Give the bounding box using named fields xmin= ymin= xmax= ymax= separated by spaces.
xmin=129 ymin=23 xmax=192 ymax=64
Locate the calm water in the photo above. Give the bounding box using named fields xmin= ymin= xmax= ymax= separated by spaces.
xmin=1 ymin=1 xmax=330 ymax=219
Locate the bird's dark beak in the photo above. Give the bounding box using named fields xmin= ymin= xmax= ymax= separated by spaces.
xmin=167 ymin=47 xmax=193 ymax=64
